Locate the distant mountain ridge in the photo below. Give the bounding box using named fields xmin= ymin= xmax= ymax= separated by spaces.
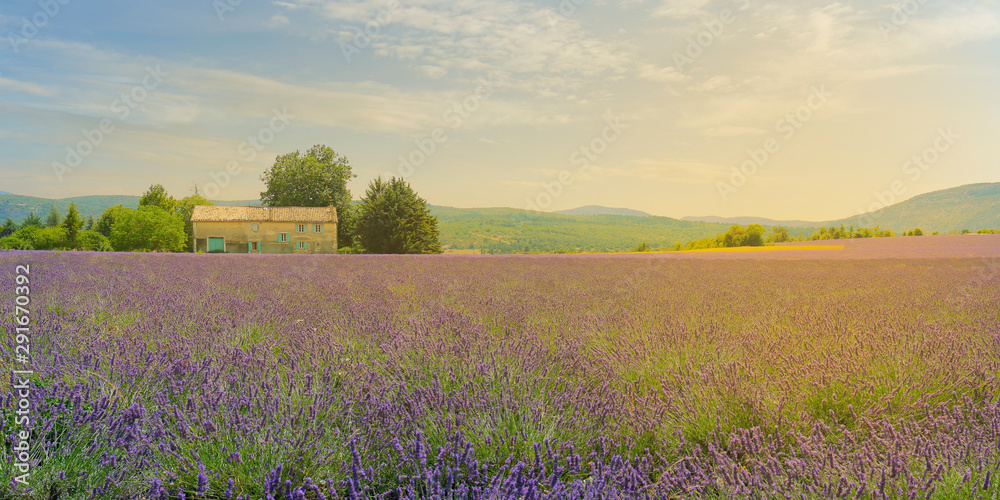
xmin=555 ymin=205 xmax=651 ymax=217
xmin=2 ymin=182 xmax=996 ymax=252
xmin=826 ymin=182 xmax=1000 ymax=232
xmin=681 ymin=215 xmax=817 ymax=227
xmin=427 ymin=205 xmax=777 ymax=252
xmin=681 ymin=183 xmax=1000 ymax=232
xmin=0 ymin=194 xmax=259 ymax=221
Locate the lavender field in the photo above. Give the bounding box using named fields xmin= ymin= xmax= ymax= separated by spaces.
xmin=2 ymin=237 xmax=1000 ymax=499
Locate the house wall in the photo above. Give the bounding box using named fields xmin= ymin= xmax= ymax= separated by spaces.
xmin=192 ymin=220 xmax=337 ymax=254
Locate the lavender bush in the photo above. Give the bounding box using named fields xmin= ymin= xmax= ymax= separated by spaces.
xmin=1 ymin=243 xmax=999 ymax=499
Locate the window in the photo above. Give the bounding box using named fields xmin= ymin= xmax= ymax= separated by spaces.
xmin=251 ymin=241 xmax=259 ymax=251
xmin=296 ymin=224 xmax=306 ymax=233
xmin=295 ymin=241 xmax=309 ymax=250
xmin=313 ymin=224 xmax=323 ymax=233
xmin=251 ymin=223 xmax=259 ymax=232
xmin=278 ymin=233 xmax=288 ymax=243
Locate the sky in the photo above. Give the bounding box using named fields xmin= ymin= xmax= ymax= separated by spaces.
xmin=0 ymin=0 xmax=998 ymax=221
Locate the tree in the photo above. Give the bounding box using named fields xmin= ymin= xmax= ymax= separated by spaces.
xmin=0 ymin=235 xmax=32 ymax=250
xmin=355 ymin=177 xmax=441 ymax=254
xmin=109 ymin=206 xmax=186 ymax=252
xmin=62 ymin=202 xmax=83 ymax=247
xmin=769 ymin=226 xmax=790 ymax=243
xmin=260 ymin=145 xmax=356 ymax=248
xmin=1 ymin=218 xmax=16 ymax=238
xmin=2 ymin=226 xmax=67 ymax=250
xmin=85 ymin=216 xmax=95 ymax=231
xmin=744 ymin=224 xmax=766 ymax=247
xmin=45 ymin=204 xmax=61 ymax=227
xmin=95 ymin=205 xmax=126 ymax=237
xmin=20 ymin=212 xmax=41 ymax=229
xmin=175 ymin=188 xmax=214 ymax=251
xmin=139 ymin=184 xmax=177 ymax=212
xmin=722 ymin=225 xmax=745 ymax=247
xmin=78 ymin=231 xmax=113 ymax=251
xmin=632 ymin=242 xmax=652 ymax=252
xmin=33 ymin=227 xmax=68 ymax=250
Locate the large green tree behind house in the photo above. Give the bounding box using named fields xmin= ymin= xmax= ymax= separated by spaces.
xmin=355 ymin=177 xmax=442 ymax=254
xmin=260 ymin=145 xmax=356 ymax=248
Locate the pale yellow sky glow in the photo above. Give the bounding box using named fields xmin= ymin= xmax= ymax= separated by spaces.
xmin=0 ymin=0 xmax=998 ymax=220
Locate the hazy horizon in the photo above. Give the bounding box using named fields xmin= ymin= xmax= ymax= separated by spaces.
xmin=2 ymin=0 xmax=999 ymax=221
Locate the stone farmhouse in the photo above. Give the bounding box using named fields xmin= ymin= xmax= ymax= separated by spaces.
xmin=190 ymin=205 xmax=337 ymax=254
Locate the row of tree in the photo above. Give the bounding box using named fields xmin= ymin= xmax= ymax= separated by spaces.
xmin=807 ymin=224 xmax=895 ymax=240
xmin=636 ymin=223 xmax=918 ymax=253
xmin=666 ymin=224 xmax=773 ymax=251
xmin=0 ymin=203 xmax=108 ymax=251
xmin=0 ymin=186 xmax=213 ymax=252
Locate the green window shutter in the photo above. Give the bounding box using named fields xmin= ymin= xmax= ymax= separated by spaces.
xmin=248 ymin=242 xmax=252 ymax=252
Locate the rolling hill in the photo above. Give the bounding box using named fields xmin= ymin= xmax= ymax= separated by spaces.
xmin=555 ymin=206 xmax=651 ymax=217
xmin=0 ymin=194 xmax=260 ymax=222
xmin=2 ymin=182 xmax=996 ymax=252
xmin=428 ymin=206 xmax=817 ymax=252
xmin=825 ymin=183 xmax=1000 ymax=232
xmin=681 ymin=183 xmax=1000 ymax=233
xmin=429 ymin=205 xmax=733 ymax=252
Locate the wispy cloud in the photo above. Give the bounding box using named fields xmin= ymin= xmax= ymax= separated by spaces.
xmin=0 ymin=75 xmax=55 ymax=97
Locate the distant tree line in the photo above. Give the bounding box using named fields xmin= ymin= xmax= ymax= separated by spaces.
xmin=648 ymin=222 xmax=999 ymax=254
xmin=1 ymin=185 xmax=212 ymax=252
xmin=1 ymin=144 xmax=442 ymax=255
xmin=0 ymin=203 xmax=110 ymax=251
xmin=807 ymin=224 xmax=895 ymax=240
xmin=668 ymin=224 xmax=771 ymax=251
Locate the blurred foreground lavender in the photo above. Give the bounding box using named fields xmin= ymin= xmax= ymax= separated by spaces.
xmin=2 ymin=241 xmax=1000 ymax=499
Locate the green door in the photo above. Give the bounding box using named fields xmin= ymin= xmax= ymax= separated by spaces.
xmin=208 ymin=237 xmax=225 ymax=253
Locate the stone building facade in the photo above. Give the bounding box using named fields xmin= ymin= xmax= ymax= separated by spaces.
xmin=190 ymin=205 xmax=337 ymax=254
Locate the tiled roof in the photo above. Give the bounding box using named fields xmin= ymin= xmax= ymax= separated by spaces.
xmin=190 ymin=205 xmax=337 ymax=223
